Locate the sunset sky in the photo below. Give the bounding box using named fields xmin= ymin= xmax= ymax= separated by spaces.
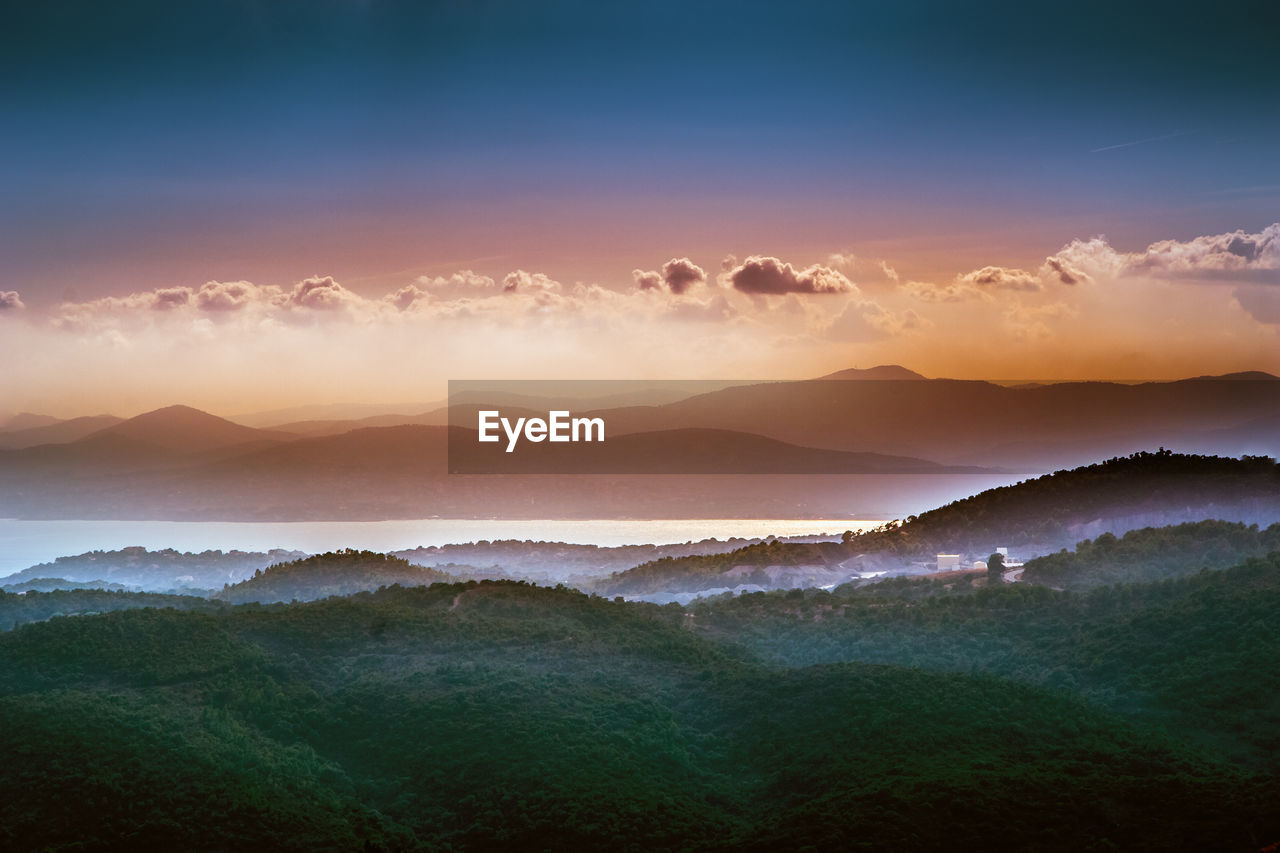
xmin=2 ymin=0 xmax=1278 ymax=418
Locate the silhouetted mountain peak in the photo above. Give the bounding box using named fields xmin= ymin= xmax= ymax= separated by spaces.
xmin=1186 ymin=370 xmax=1279 ymax=381
xmin=817 ymin=365 xmax=927 ymax=381
xmin=1 ymin=413 xmax=62 ymax=432
xmin=85 ymin=405 xmax=289 ymax=453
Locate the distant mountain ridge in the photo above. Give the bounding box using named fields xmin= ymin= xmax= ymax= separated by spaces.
xmin=817 ymin=365 xmax=927 ymax=380
xmin=1188 ymin=370 xmax=1279 ymax=381
xmin=2 ymin=367 xmax=1279 ymax=518
xmin=451 ymin=426 xmax=987 ymax=474
xmin=1 ymin=413 xmax=63 ymax=432
xmin=84 ymin=405 xmax=291 ymax=452
xmin=0 ymin=415 xmax=125 ymax=450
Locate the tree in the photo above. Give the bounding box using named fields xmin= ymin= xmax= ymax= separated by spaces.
xmin=987 ymin=553 xmax=1005 ymax=584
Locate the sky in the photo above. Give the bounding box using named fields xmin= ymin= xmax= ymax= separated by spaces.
xmin=1 ymin=0 xmax=1278 ymax=417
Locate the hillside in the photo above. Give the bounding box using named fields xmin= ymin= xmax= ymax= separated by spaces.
xmin=817 ymin=364 xmax=927 ymax=380
xmin=1021 ymin=519 xmax=1280 ymax=589
xmin=0 ymin=588 xmax=221 ymax=631
xmin=393 ymin=536 xmax=776 ymax=583
xmin=2 ymin=577 xmax=131 ymax=594
xmin=689 ymin=551 xmax=1280 ymax=771
xmin=602 ymin=451 xmax=1280 ymax=595
xmin=1 ymin=412 xmax=63 ymax=432
xmin=1 ymin=546 xmax=306 ymax=591
xmin=83 ymin=404 xmax=292 ymax=452
xmin=0 ymin=415 xmax=124 ymax=449
xmin=217 ymin=549 xmax=458 ymax=603
xmin=0 ymin=579 xmax=1274 ymax=850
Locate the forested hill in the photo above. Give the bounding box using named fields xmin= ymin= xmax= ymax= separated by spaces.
xmin=392 ymin=536 xmax=780 ymax=583
xmin=0 ymin=588 xmax=221 ymax=631
xmin=0 ymin=578 xmax=1276 ymax=850
xmin=602 ymin=451 xmax=1280 ymax=595
xmin=876 ymin=450 xmax=1280 ymax=552
xmin=217 ymin=549 xmax=459 ymax=604
xmin=1021 ymin=519 xmax=1280 ymax=589
xmin=685 ymin=551 xmax=1280 ymax=771
xmin=1 ymin=546 xmax=305 ymax=591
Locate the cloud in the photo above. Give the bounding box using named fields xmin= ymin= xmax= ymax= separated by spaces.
xmin=1051 ymin=224 xmax=1280 ymax=283
xmin=414 ymin=270 xmax=496 ymax=292
xmin=1042 ymin=256 xmax=1086 ymax=286
xmin=905 ymin=265 xmax=1043 ymax=302
xmin=289 ymin=275 xmax=362 ymax=311
xmin=878 ymin=261 xmax=900 ymax=284
xmin=194 ymin=280 xmax=281 ymax=312
xmin=632 ymin=269 xmax=663 ymax=291
xmin=902 ymin=280 xmax=991 ymax=303
xmin=827 ymin=252 xmax=856 ymax=271
xmin=1046 ymin=237 xmax=1126 ymax=280
xmin=1233 ymin=286 xmax=1280 ymax=324
xmin=956 ymin=265 xmax=1042 ymax=292
xmin=1002 ymin=301 xmax=1078 ymax=341
xmin=661 ymin=257 xmax=705 ymax=294
xmin=0 ymin=291 xmax=25 ymax=311
xmin=726 ymin=256 xmax=854 ymax=295
xmin=386 ymin=284 xmax=428 ymax=311
xmin=150 ymin=288 xmax=190 ymax=310
xmin=824 ymin=299 xmax=928 ymax=341
xmin=720 ymin=254 xmax=738 ymax=272
xmin=1127 ymin=223 xmax=1280 ymax=280
xmin=502 ymin=269 xmax=562 ymax=293
xmin=666 ymin=292 xmax=737 ymax=323
xmin=892 ymin=228 xmax=1280 ymax=304
xmin=52 ymin=276 xmax=352 ymax=328
xmin=633 ymin=258 xmax=706 ymax=294
xmin=393 ymin=270 xmax=498 ymax=309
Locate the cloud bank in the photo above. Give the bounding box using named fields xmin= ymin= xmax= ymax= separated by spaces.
xmin=3 ymin=225 xmax=1277 ymax=414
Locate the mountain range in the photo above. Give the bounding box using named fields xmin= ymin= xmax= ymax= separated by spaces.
xmin=2 ymin=367 xmax=1277 ymax=519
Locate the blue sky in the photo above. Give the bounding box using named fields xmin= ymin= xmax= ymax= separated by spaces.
xmin=1 ymin=1 xmax=1278 ymax=413
xmin=4 ymin=1 xmax=1277 ymax=301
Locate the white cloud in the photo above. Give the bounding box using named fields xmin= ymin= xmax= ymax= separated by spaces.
xmin=288 ymin=275 xmax=362 ymax=311
xmin=1052 ymin=224 xmax=1280 ymax=283
xmin=725 ymin=256 xmax=855 ymax=295
xmin=194 ymin=280 xmax=283 ymax=312
xmin=827 ymin=252 xmax=856 ymax=272
xmin=957 ymin=265 xmax=1042 ymax=292
xmin=502 ymin=269 xmax=562 ymax=293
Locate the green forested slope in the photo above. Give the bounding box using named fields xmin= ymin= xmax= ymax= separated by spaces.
xmin=1021 ymin=519 xmax=1280 ymax=589
xmin=0 ymin=577 xmax=1276 ymax=851
xmin=603 ymin=452 xmax=1280 ymax=594
xmin=692 ymin=552 xmax=1280 ymax=769
xmin=218 ymin=549 xmax=458 ymax=603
